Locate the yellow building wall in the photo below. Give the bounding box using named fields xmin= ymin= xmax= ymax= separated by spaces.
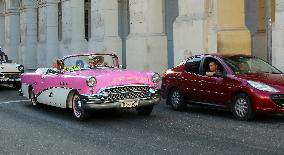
xmin=217 ymin=0 xmax=251 ymax=55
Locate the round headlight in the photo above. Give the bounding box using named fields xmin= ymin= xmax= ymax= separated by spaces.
xmin=152 ymin=73 xmax=160 ymax=83
xmin=17 ymin=65 xmax=24 ymax=73
xmin=86 ymin=77 xmax=97 ymax=87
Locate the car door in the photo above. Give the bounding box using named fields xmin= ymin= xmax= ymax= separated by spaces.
xmin=178 ymin=56 xmax=204 ymax=101
xmin=37 ymin=70 xmax=70 ymax=108
xmin=198 ymin=57 xmax=232 ymax=106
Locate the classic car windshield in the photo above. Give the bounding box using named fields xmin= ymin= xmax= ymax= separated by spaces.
xmin=223 ymin=56 xmax=282 ymax=75
xmin=63 ymin=54 xmax=119 ymax=71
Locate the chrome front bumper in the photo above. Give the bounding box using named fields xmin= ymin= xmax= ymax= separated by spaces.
xmin=82 ymin=97 xmax=161 ymax=110
xmin=0 ymin=73 xmax=21 ymax=83
xmin=0 ymin=77 xmax=21 ymax=82
xmin=80 ymin=90 xmax=161 ymax=110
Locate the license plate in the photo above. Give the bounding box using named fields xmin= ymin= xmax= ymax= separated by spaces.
xmin=120 ymin=99 xmax=139 ymax=108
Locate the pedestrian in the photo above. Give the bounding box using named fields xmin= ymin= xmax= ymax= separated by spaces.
xmin=0 ymin=46 xmax=7 ymax=62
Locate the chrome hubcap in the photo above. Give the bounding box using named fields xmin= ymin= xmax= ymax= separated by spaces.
xmin=171 ymin=91 xmax=181 ymax=107
xmin=73 ymin=96 xmax=82 ymax=118
xmin=234 ymin=98 xmax=249 ymax=118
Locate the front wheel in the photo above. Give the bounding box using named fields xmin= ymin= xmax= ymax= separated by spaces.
xmin=72 ymin=94 xmax=90 ymax=121
xmin=232 ymin=93 xmax=255 ymax=121
xmin=30 ymin=89 xmax=41 ymax=107
xmin=136 ymin=105 xmax=154 ymax=116
xmin=168 ymin=89 xmax=186 ymax=111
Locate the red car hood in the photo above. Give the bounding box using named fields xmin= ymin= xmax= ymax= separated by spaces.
xmin=236 ymin=73 xmax=284 ymax=87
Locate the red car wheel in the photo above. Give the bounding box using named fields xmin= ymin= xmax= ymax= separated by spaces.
xmin=232 ymin=93 xmax=255 ymax=121
xmin=169 ymin=89 xmax=186 ymax=111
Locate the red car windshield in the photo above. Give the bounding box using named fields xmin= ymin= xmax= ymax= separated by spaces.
xmin=223 ymin=56 xmax=282 ymax=75
xmin=63 ymin=54 xmax=119 ymax=71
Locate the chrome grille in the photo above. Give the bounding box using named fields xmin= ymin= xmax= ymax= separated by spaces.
xmin=104 ymin=85 xmax=150 ymax=101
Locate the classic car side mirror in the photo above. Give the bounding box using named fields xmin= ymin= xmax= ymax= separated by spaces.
xmin=214 ymin=72 xmax=226 ymax=78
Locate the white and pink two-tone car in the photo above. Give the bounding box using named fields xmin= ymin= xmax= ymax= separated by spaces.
xmin=20 ymin=53 xmax=161 ymax=121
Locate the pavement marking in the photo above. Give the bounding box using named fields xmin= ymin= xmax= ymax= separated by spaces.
xmin=0 ymin=99 xmax=30 ymax=105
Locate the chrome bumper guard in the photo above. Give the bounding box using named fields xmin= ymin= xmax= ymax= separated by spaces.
xmin=80 ymin=90 xmax=161 ymax=110
xmin=0 ymin=73 xmax=21 ymax=82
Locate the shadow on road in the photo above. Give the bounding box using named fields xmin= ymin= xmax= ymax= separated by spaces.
xmin=162 ymin=104 xmax=284 ymax=123
xmin=23 ymin=102 xmax=153 ymax=123
xmin=0 ymin=84 xmax=18 ymax=91
xmin=16 ymin=97 xmax=284 ymax=124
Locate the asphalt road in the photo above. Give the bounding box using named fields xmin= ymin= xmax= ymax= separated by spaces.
xmin=0 ymin=86 xmax=284 ymax=155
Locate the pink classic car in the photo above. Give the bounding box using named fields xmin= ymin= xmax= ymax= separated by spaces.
xmin=20 ymin=53 xmax=161 ymax=120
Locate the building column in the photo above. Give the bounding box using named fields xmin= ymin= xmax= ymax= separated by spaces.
xmin=217 ymin=0 xmax=251 ymax=55
xmin=59 ymin=0 xmax=71 ymax=56
xmin=273 ymin=0 xmax=284 ymax=71
xmin=126 ymin=0 xmax=167 ymax=73
xmin=69 ymin=0 xmax=87 ymax=53
xmin=173 ymin=0 xmax=208 ymax=66
xmin=19 ymin=0 xmax=38 ymax=69
xmin=37 ymin=0 xmax=59 ymax=67
xmin=0 ymin=1 xmax=4 ymax=48
xmin=4 ymin=0 xmax=20 ymax=62
xmin=88 ymin=0 xmax=122 ymax=59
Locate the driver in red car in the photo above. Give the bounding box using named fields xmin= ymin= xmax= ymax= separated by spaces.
xmin=206 ymin=61 xmax=221 ymax=77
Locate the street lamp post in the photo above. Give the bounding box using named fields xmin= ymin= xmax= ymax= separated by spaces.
xmin=266 ymin=0 xmax=272 ymax=64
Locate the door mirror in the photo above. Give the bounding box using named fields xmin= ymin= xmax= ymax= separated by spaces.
xmin=214 ymin=71 xmax=226 ymax=78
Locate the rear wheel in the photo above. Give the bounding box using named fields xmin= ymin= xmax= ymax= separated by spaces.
xmin=136 ymin=105 xmax=154 ymax=116
xmin=168 ymin=89 xmax=186 ymax=111
xmin=30 ymin=88 xmax=41 ymax=107
xmin=72 ymin=94 xmax=90 ymax=121
xmin=232 ymin=93 xmax=255 ymax=121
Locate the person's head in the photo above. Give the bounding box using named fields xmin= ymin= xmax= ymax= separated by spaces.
xmin=239 ymin=62 xmax=249 ymax=71
xmin=52 ymin=58 xmax=63 ymax=70
xmin=76 ymin=60 xmax=84 ymax=68
xmin=94 ymin=56 xmax=104 ymax=65
xmin=209 ymin=61 xmax=218 ymax=72
xmin=88 ymin=56 xmax=104 ymax=68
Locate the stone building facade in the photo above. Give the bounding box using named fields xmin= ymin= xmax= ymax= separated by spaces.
xmin=0 ymin=0 xmax=284 ymax=73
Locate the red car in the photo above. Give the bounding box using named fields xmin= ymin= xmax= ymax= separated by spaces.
xmin=161 ymin=54 xmax=284 ymax=120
